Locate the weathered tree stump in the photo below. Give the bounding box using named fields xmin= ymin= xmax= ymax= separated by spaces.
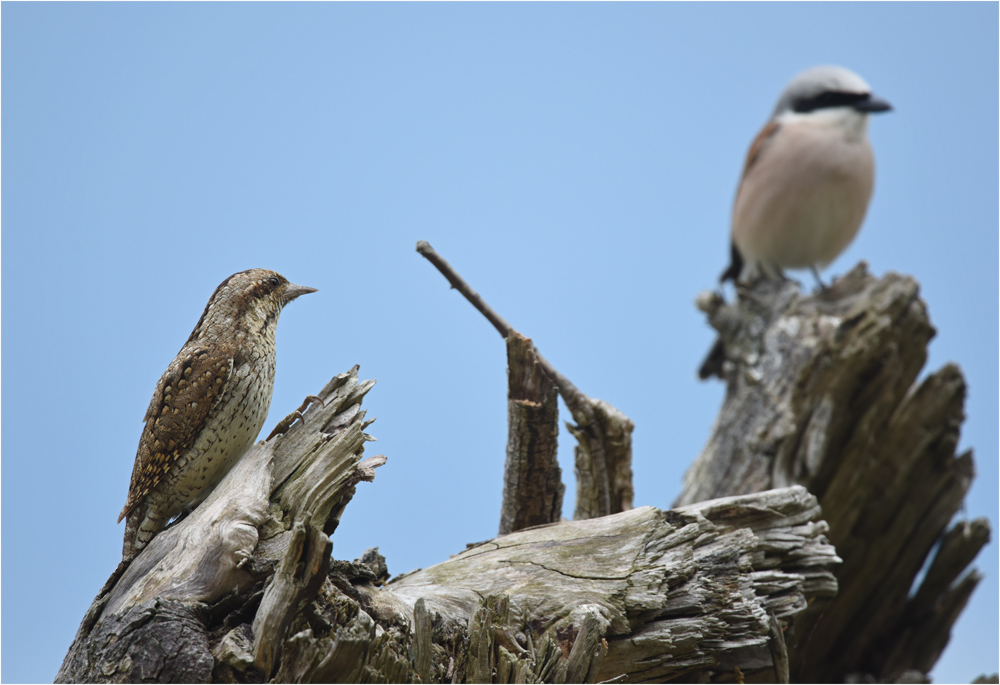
xmin=687 ymin=263 xmax=990 ymax=682
xmin=58 ymin=365 xmax=839 ymax=684
xmin=58 ymin=255 xmax=988 ymax=684
xmin=57 ymin=367 xmax=384 ymax=683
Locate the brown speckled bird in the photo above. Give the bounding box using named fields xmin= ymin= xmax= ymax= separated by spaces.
xmin=118 ymin=269 xmax=316 ymax=560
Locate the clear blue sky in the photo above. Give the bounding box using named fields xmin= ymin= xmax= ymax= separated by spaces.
xmin=3 ymin=4 xmax=996 ymax=683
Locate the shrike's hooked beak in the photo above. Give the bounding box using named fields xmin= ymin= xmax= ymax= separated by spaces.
xmin=855 ymin=94 xmax=893 ymax=113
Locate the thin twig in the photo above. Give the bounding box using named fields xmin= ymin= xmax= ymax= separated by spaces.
xmin=416 ymin=241 xmax=512 ymax=338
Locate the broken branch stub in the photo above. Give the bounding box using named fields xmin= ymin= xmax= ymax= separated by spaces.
xmin=500 ymin=331 xmax=564 ymax=535
xmin=566 ymin=394 xmax=635 ymax=520
xmin=61 ymin=348 xmax=846 ymax=683
xmin=252 ymin=516 xmax=333 ymax=676
xmin=416 ymin=239 xmax=635 ymax=523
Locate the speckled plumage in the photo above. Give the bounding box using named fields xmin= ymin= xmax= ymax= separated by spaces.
xmin=119 ymin=269 xmax=316 ymax=560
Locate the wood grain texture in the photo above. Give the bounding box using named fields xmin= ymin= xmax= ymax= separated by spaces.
xmin=60 ymin=260 xmax=986 ymax=683
xmin=61 ymin=362 xmax=834 ymax=683
xmin=58 ymin=367 xmax=381 ymax=684
xmin=58 ymin=600 xmax=214 ymax=684
xmin=499 ymin=331 xmax=563 ymax=535
xmin=568 ymin=396 xmax=634 ymax=520
xmin=688 ymin=263 xmax=988 ymax=682
xmin=416 ymin=240 xmax=635 ymax=524
xmin=387 ymin=486 xmax=839 ymax=683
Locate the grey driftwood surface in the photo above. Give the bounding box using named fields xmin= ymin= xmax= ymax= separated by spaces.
xmin=57 ymin=367 xmax=384 ymax=683
xmin=687 ymin=263 xmax=990 ymax=683
xmin=387 ymin=485 xmax=838 ymax=684
xmin=58 ymin=363 xmax=839 ymax=684
xmin=57 ymin=255 xmax=989 ymax=684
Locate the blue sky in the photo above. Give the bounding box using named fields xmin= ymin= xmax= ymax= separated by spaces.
xmin=2 ymin=4 xmax=996 ymax=682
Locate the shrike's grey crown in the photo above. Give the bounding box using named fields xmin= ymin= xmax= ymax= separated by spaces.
xmin=772 ymin=65 xmax=888 ymax=118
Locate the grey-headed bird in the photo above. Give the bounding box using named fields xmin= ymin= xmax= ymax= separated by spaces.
xmin=720 ymin=65 xmax=892 ymax=286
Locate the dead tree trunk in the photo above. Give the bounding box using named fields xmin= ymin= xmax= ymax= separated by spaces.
xmin=59 ymin=363 xmax=838 ymax=684
xmin=386 ymin=486 xmax=839 ymax=684
xmin=58 ymin=253 xmax=987 ymax=684
xmin=58 ymin=367 xmax=386 ymax=684
xmin=689 ymin=263 xmax=990 ymax=683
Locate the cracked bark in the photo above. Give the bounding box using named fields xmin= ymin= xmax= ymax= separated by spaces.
xmin=384 ymin=485 xmax=839 ymax=683
xmin=59 ymin=257 xmax=987 ymax=684
xmin=57 ymin=367 xmax=384 ymax=683
xmin=500 ymin=331 xmax=564 ymax=535
xmin=59 ymin=365 xmax=837 ymax=684
xmin=687 ymin=263 xmax=990 ymax=683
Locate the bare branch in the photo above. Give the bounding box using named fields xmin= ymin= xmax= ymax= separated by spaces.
xmin=415 ymin=240 xmax=513 ymax=338
xmin=416 ymin=240 xmax=632 ymax=519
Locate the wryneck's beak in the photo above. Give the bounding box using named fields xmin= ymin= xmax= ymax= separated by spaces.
xmin=282 ymin=283 xmax=318 ymax=305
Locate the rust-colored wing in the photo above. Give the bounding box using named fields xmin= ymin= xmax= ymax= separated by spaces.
xmin=740 ymin=120 xmax=781 ymax=181
xmin=117 ymin=346 xmax=234 ymax=522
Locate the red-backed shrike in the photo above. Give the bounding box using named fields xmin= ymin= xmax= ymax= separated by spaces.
xmin=720 ymin=66 xmax=892 ymax=286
